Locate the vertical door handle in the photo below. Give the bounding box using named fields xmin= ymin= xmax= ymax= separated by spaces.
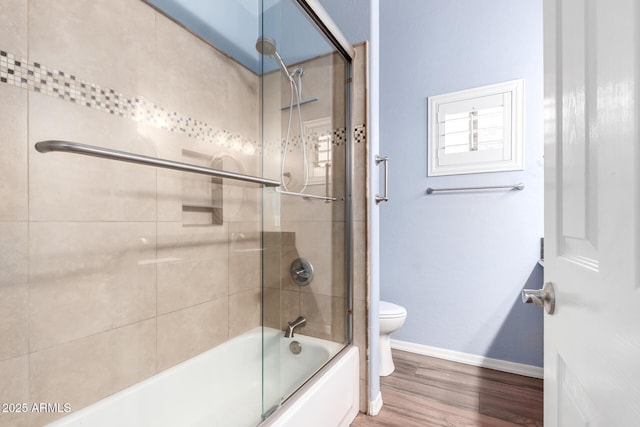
xmin=375 ymin=155 xmax=389 ymax=203
xmin=522 ymin=281 xmax=555 ymax=315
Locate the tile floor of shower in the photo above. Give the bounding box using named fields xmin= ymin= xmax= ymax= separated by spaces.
xmin=352 ymin=350 xmax=543 ymax=427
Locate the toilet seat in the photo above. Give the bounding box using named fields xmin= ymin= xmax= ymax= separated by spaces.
xmin=380 ymin=301 xmax=407 ymax=319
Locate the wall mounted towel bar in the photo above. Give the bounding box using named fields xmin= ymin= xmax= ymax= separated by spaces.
xmin=426 ymin=183 xmax=525 ymax=194
xmin=35 ymin=140 xmax=281 ymax=187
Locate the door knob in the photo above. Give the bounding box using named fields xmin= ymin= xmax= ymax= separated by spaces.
xmin=522 ymin=281 xmax=555 ymax=314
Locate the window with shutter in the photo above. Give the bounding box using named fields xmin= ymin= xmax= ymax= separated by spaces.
xmin=303 ymin=117 xmax=333 ymax=184
xmin=427 ymin=79 xmax=524 ymax=176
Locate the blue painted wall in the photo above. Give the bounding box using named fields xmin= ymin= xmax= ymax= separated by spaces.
xmin=317 ymin=0 xmax=371 ymax=46
xmin=379 ymin=0 xmax=544 ymax=367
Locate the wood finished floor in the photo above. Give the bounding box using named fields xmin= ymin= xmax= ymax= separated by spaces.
xmin=351 ymin=349 xmax=543 ymax=427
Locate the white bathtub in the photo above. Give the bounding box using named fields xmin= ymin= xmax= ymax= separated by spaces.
xmin=47 ymin=327 xmax=359 ymax=427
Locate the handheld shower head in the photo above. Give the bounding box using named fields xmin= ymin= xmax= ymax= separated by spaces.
xmin=255 ymin=36 xmax=277 ymax=56
xmin=256 ymin=36 xmax=309 ymax=193
xmin=255 ymin=36 xmax=292 ymax=82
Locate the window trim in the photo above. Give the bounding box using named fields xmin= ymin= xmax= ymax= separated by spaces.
xmin=427 ymin=79 xmax=524 ymax=176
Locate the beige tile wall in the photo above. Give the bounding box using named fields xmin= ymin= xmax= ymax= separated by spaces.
xmin=0 ymin=85 xmax=28 ymax=221
xmin=264 ymin=50 xmax=349 ymax=342
xmin=0 ymin=356 xmax=29 ymax=427
xmin=155 ymin=13 xmax=227 ymax=132
xmin=0 ymin=222 xmax=29 ymax=361
xmin=0 ymin=3 xmax=29 ymax=426
xmin=0 ymin=0 xmax=264 ymax=425
xmin=29 ymin=0 xmax=157 ymax=101
xmin=30 ymin=321 xmax=156 ymax=426
xmin=352 ymin=43 xmax=370 ymax=413
xmin=0 ymin=1 xmax=370 ymax=425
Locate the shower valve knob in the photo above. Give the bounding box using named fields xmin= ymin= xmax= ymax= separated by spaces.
xmin=290 ymin=258 xmax=314 ymax=286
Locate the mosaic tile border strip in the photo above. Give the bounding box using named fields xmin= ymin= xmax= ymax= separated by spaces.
xmin=0 ymin=49 xmax=260 ymax=154
xmin=273 ymin=125 xmax=364 ymax=151
xmin=0 ymin=49 xmax=364 ymax=152
xmin=354 ymin=124 xmax=366 ymax=144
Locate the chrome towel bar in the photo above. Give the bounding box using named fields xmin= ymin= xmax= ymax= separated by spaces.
xmin=35 ymin=140 xmax=281 ymax=187
xmin=275 ymin=189 xmax=337 ymax=202
xmin=426 ymin=183 xmax=524 ymax=194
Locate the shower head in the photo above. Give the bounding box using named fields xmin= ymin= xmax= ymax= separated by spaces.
xmin=255 ymin=36 xmax=277 ymax=56
xmin=255 ymin=36 xmax=293 ymax=82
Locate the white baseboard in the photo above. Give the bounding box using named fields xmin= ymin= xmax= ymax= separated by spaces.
xmin=390 ymin=339 xmax=543 ymax=379
xmin=368 ymin=391 xmax=383 ymax=416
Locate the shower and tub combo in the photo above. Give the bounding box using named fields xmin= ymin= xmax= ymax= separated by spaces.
xmin=47 ymin=328 xmax=358 ymax=427
xmin=0 ymin=0 xmax=363 ymax=426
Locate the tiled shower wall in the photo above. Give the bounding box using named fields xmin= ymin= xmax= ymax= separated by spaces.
xmin=352 ymin=43 xmax=369 ymax=413
xmin=0 ymin=1 xmax=369 ymax=425
xmin=0 ymin=1 xmax=263 ymax=425
xmin=263 ymin=51 xmax=350 ymax=341
xmin=261 ymin=44 xmax=369 ymax=412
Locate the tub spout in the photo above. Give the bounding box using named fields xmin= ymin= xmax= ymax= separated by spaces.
xmin=284 ymin=316 xmax=306 ymax=338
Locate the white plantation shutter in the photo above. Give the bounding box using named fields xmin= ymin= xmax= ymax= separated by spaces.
xmin=303 ymin=117 xmax=333 ymax=184
xmin=428 ymin=80 xmax=524 ymax=176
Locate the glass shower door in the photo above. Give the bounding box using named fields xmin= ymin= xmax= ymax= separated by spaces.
xmin=260 ymin=0 xmax=352 ymax=419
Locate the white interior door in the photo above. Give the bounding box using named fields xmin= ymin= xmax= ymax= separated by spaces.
xmin=543 ymin=0 xmax=640 ymax=425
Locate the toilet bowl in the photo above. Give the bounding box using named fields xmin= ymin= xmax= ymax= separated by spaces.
xmin=379 ymin=300 xmax=407 ymax=376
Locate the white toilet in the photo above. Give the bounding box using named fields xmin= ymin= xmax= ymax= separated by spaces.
xmin=379 ymin=300 xmax=407 ymax=376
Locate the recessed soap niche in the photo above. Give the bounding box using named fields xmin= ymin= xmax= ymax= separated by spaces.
xmin=181 ymin=149 xmax=223 ymax=227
